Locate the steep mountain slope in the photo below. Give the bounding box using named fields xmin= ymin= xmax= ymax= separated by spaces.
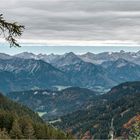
xmin=14 ymin=52 xmax=37 ymax=59
xmin=0 ymin=93 xmax=42 ymax=123
xmin=39 ymin=53 xmax=62 ymax=63
xmin=106 ymin=59 xmax=140 ymax=83
xmin=60 ymin=61 xmax=116 ymax=88
xmin=0 ymin=93 xmax=70 ymax=139
xmin=0 ymin=53 xmax=12 ymax=59
xmin=54 ymin=81 xmax=140 ymax=139
xmin=79 ymin=50 xmax=140 ymax=65
xmin=0 ymin=58 xmax=70 ymax=92
xmin=79 ymin=52 xmax=114 ymax=64
xmin=14 ymin=52 xmax=62 ymax=64
xmin=14 ymin=52 xmax=82 ymax=67
xmin=0 ymin=70 xmax=15 ymax=92
xmin=0 ymin=52 xmax=140 ymax=92
xmin=5 ymin=50 xmax=140 ymax=66
xmin=7 ymin=87 xmax=98 ymax=121
xmin=51 ymin=52 xmax=82 ymax=68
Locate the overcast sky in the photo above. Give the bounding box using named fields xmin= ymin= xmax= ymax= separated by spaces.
xmin=0 ymin=0 xmax=140 ymax=53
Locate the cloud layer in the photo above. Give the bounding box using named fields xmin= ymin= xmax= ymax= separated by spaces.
xmin=0 ymin=0 xmax=140 ymax=44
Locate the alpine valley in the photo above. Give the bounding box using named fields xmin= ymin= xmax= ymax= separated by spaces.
xmin=0 ymin=51 xmax=140 ymax=139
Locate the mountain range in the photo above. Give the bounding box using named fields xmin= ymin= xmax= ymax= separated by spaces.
xmin=0 ymin=51 xmax=140 ymax=92
xmin=11 ymin=50 xmax=140 ymax=65
xmin=0 ymin=58 xmax=70 ymax=92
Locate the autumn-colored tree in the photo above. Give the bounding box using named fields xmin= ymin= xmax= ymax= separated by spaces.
xmin=129 ymin=121 xmax=140 ymax=140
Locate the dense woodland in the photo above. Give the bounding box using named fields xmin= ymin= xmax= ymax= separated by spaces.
xmin=0 ymin=93 xmax=72 ymax=139
xmin=5 ymin=81 xmax=140 ymax=139
xmin=54 ymin=82 xmax=140 ymax=139
xmin=8 ymin=87 xmax=97 ymax=121
xmin=0 ymin=80 xmax=140 ymax=139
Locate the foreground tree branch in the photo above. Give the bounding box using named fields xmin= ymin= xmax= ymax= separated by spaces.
xmin=0 ymin=14 xmax=24 ymax=47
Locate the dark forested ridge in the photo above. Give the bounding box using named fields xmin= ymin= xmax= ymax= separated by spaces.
xmin=0 ymin=93 xmax=72 ymax=139
xmin=7 ymin=87 xmax=98 ymax=121
xmin=53 ymin=81 xmax=140 ymax=139
xmin=4 ymin=81 xmax=140 ymax=139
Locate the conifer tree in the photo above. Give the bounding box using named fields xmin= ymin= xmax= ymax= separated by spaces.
xmin=22 ymin=120 xmax=35 ymax=139
xmin=10 ymin=119 xmax=23 ymax=139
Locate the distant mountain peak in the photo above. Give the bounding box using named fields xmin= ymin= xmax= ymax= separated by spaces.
xmin=0 ymin=53 xmax=12 ymax=59
xmin=120 ymin=50 xmax=125 ymax=53
xmin=17 ymin=52 xmax=35 ymax=55
xmin=64 ymin=52 xmax=77 ymax=57
xmin=14 ymin=52 xmax=37 ymax=59
xmin=85 ymin=52 xmax=95 ymax=55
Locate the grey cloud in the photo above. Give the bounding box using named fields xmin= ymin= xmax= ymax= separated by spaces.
xmin=0 ymin=0 xmax=140 ymax=42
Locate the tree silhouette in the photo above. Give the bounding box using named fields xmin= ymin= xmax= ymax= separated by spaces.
xmin=0 ymin=14 xmax=24 ymax=47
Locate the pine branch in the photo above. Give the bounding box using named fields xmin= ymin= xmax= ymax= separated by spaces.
xmin=0 ymin=14 xmax=24 ymax=47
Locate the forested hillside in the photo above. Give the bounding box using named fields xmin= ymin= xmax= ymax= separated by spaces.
xmin=7 ymin=87 xmax=97 ymax=121
xmin=4 ymin=80 xmax=140 ymax=139
xmin=54 ymin=82 xmax=140 ymax=139
xmin=0 ymin=93 xmax=72 ymax=139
